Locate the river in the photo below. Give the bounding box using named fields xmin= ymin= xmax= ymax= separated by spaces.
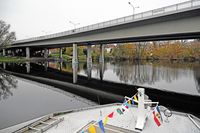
xmin=0 ymin=60 xmax=200 ymax=129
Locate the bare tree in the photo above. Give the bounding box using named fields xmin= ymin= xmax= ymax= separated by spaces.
xmin=0 ymin=20 xmax=16 ymax=48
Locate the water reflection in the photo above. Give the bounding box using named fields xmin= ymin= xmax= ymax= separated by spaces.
xmin=193 ymin=66 xmax=200 ymax=93
xmin=0 ymin=70 xmax=18 ymax=100
xmin=110 ymin=61 xmax=200 ymax=95
xmin=1 ymin=60 xmax=200 ymax=96
xmin=112 ymin=61 xmax=196 ymax=84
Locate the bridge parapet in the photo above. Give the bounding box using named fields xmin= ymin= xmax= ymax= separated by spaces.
xmin=14 ymin=0 xmax=200 ymax=44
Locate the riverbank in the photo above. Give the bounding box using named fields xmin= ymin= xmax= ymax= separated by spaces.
xmin=0 ymin=56 xmax=26 ymax=62
xmin=0 ymin=56 xmax=50 ymax=62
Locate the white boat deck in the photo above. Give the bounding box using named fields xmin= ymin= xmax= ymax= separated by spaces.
xmin=44 ymin=104 xmax=200 ymax=133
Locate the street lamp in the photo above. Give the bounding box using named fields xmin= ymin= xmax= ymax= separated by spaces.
xmin=128 ymin=2 xmax=139 ymax=15
xmin=69 ymin=21 xmax=80 ymax=29
xmin=41 ymin=30 xmax=47 ymax=35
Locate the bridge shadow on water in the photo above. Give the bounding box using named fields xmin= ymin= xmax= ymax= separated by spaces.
xmin=0 ymin=61 xmax=200 ymax=117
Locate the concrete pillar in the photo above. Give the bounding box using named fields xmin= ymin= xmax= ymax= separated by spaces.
xmin=87 ymin=45 xmax=92 ymax=79
xmin=59 ymin=61 xmax=63 ymax=71
xmin=72 ymin=44 xmax=78 ymax=64
xmin=12 ymin=49 xmax=15 ymax=56
xmin=44 ymin=61 xmax=48 ymax=71
xmin=44 ymin=48 xmax=48 ymax=59
xmin=3 ymin=49 xmax=6 ymax=56
xmin=3 ymin=62 xmax=6 ymax=69
xmin=87 ymin=45 xmax=92 ymax=65
xmin=73 ymin=63 xmax=78 ymax=83
xmin=26 ymin=47 xmax=30 ymax=59
xmin=72 ymin=44 xmax=78 ymax=83
xmin=59 ymin=48 xmax=63 ymax=59
xmin=99 ymin=44 xmax=104 ymax=63
xmin=99 ymin=62 xmax=104 ymax=81
xmin=26 ymin=62 xmax=30 ymax=73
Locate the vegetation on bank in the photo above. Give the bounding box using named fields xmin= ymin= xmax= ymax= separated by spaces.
xmin=49 ymin=45 xmax=112 ymax=62
xmin=49 ymin=40 xmax=200 ymax=62
xmin=0 ymin=56 xmax=26 ymax=62
xmin=110 ymin=40 xmax=200 ymax=61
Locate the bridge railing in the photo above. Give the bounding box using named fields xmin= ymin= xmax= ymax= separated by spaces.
xmin=14 ymin=0 xmax=200 ymax=44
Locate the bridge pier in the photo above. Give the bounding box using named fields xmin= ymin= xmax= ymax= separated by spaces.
xmin=99 ymin=44 xmax=104 ymax=63
xmin=26 ymin=47 xmax=30 ymax=59
xmin=59 ymin=48 xmax=63 ymax=60
xmin=87 ymin=45 xmax=92 ymax=65
xmin=73 ymin=63 xmax=78 ymax=83
xmin=3 ymin=62 xmax=6 ymax=69
xmin=99 ymin=62 xmax=104 ymax=81
xmin=44 ymin=61 xmax=48 ymax=71
xmin=12 ymin=49 xmax=15 ymax=56
xmin=59 ymin=61 xmax=63 ymax=71
xmin=3 ymin=49 xmax=6 ymax=56
xmin=87 ymin=45 xmax=92 ymax=79
xmin=26 ymin=62 xmax=30 ymax=73
xmin=72 ymin=43 xmax=78 ymax=83
xmin=72 ymin=44 xmax=78 ymax=64
xmin=44 ymin=48 xmax=48 ymax=59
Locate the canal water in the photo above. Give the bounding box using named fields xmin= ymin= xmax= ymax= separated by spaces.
xmin=0 ymin=72 xmax=96 ymax=130
xmin=0 ymin=60 xmax=200 ymax=129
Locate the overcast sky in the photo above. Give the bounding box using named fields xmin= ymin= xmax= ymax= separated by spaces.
xmin=0 ymin=0 xmax=188 ymax=40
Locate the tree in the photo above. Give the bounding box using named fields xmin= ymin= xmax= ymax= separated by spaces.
xmin=0 ymin=20 xmax=16 ymax=48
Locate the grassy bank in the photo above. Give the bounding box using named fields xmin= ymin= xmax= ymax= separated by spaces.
xmin=0 ymin=56 xmax=27 ymax=62
xmin=49 ymin=53 xmax=88 ymax=62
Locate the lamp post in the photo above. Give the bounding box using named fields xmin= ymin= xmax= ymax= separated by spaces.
xmin=69 ymin=21 xmax=80 ymax=29
xmin=128 ymin=2 xmax=139 ymax=15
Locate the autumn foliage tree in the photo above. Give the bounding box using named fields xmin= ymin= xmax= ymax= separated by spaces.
xmin=111 ymin=40 xmax=200 ymax=60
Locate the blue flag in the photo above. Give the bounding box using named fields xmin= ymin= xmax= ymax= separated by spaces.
xmin=156 ymin=106 xmax=163 ymax=122
xmin=98 ymin=120 xmax=105 ymax=133
xmin=131 ymin=98 xmax=134 ymax=105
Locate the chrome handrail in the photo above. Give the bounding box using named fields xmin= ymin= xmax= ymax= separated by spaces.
xmin=187 ymin=114 xmax=200 ymax=130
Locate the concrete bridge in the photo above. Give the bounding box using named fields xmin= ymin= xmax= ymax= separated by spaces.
xmin=1 ymin=0 xmax=200 ymax=66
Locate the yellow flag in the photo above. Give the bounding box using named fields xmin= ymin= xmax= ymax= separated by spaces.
xmin=103 ymin=116 xmax=108 ymax=126
xmin=88 ymin=124 xmax=96 ymax=133
xmin=128 ymin=100 xmax=131 ymax=104
xmin=134 ymin=95 xmax=138 ymax=102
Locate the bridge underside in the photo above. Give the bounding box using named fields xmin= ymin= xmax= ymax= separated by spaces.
xmin=11 ymin=8 xmax=200 ymax=49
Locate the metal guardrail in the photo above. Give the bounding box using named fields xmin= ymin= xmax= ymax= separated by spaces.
xmin=14 ymin=0 xmax=200 ymax=44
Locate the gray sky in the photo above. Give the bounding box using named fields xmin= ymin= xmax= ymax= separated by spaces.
xmin=0 ymin=0 xmax=188 ymax=40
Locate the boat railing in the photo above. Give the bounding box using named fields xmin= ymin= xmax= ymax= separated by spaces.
xmin=187 ymin=114 xmax=200 ymax=130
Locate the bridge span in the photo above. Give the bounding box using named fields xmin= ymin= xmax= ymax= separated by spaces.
xmin=12 ymin=0 xmax=200 ymax=48
xmin=1 ymin=0 xmax=200 ymax=66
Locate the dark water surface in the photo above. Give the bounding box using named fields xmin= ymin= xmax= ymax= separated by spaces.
xmin=0 ymin=60 xmax=200 ymax=129
xmin=0 ymin=72 xmax=95 ymax=129
xmin=80 ymin=61 xmax=200 ymax=96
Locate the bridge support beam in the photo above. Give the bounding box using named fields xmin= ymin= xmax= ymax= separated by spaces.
xmin=87 ymin=45 xmax=92 ymax=79
xmin=12 ymin=49 xmax=15 ymax=56
xmin=26 ymin=62 xmax=30 ymax=73
xmin=73 ymin=63 xmax=78 ymax=84
xmin=44 ymin=48 xmax=48 ymax=59
xmin=59 ymin=61 xmax=63 ymax=71
xmin=59 ymin=48 xmax=63 ymax=60
xmin=72 ymin=44 xmax=78 ymax=64
xmin=3 ymin=62 xmax=6 ymax=69
xmin=44 ymin=61 xmax=48 ymax=71
xmin=87 ymin=45 xmax=92 ymax=65
xmin=72 ymin=44 xmax=78 ymax=83
xmin=99 ymin=62 xmax=104 ymax=81
xmin=26 ymin=47 xmax=30 ymax=59
xmin=99 ymin=44 xmax=104 ymax=63
xmin=3 ymin=49 xmax=6 ymax=56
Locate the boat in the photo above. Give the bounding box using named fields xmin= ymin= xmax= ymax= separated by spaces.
xmin=1 ymin=88 xmax=200 ymax=133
